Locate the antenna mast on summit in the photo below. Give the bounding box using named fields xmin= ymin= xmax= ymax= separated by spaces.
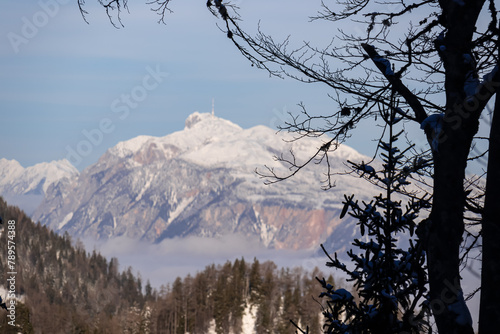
xmin=211 ymin=98 xmax=215 ymax=116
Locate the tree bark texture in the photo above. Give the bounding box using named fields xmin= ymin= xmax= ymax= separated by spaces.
xmin=426 ymin=1 xmax=485 ymax=333
xmin=479 ymin=84 xmax=500 ymax=333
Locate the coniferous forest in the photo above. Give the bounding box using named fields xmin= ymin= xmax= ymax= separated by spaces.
xmin=0 ymin=197 xmax=338 ymax=333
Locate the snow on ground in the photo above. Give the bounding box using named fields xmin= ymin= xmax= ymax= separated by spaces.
xmin=58 ymin=212 xmax=73 ymax=230
xmin=241 ymin=303 xmax=257 ymax=334
xmin=166 ymin=197 xmax=194 ymax=226
xmin=206 ymin=319 xmax=216 ymax=334
xmin=0 ymin=285 xmax=25 ymax=304
xmin=204 ymin=302 xmax=256 ymax=334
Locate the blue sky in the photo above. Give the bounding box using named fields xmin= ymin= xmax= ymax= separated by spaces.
xmin=1 ymin=1 xmax=489 ymax=174
xmin=2 ymin=0 xmax=360 ymax=171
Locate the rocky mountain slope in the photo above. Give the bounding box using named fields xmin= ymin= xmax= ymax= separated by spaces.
xmin=27 ymin=112 xmax=376 ymax=250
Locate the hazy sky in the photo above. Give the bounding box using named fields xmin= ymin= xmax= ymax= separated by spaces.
xmin=1 ymin=1 xmax=492 ymax=175
xmin=2 ymin=0 xmax=375 ymax=171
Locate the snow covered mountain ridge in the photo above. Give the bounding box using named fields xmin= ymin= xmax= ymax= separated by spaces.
xmin=104 ymin=111 xmax=363 ymax=172
xmin=4 ymin=112 xmax=377 ymax=251
xmin=0 ymin=158 xmax=78 ymax=215
xmin=0 ymin=158 xmax=77 ymax=194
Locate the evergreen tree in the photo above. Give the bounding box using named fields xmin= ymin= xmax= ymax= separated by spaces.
xmin=229 ymin=258 xmax=246 ymax=332
xmin=0 ymin=197 xmax=153 ymax=333
xmin=305 ymin=101 xmax=431 ymax=333
xmin=212 ymin=261 xmax=232 ymax=334
xmin=191 ymin=271 xmax=211 ymax=334
xmin=145 ymin=280 xmax=154 ymax=302
xmin=0 ymin=302 xmax=34 ymax=334
xmin=171 ymin=277 xmax=184 ymax=334
xmin=277 ymin=268 xmax=301 ymax=334
xmin=255 ymin=261 xmax=278 ymax=333
xmin=249 ymin=258 xmax=262 ymax=304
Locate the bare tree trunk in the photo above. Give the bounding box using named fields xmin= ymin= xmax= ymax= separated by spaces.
xmin=184 ymin=298 xmax=188 ymax=333
xmin=479 ymin=89 xmax=500 ymax=333
xmin=428 ymin=137 xmax=474 ymax=334
xmin=424 ymin=1 xmax=486 ymax=332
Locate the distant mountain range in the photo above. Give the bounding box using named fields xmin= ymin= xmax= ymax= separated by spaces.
xmin=0 ymin=158 xmax=78 ymax=215
xmin=2 ymin=112 xmax=378 ymax=252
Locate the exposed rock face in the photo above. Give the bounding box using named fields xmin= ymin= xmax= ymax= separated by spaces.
xmin=31 ymin=112 xmax=375 ymax=250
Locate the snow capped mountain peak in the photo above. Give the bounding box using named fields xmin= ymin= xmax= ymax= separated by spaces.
xmin=0 ymin=158 xmax=79 ymax=215
xmin=184 ymin=111 xmax=241 ymax=132
xmin=0 ymin=158 xmax=24 ymax=183
xmin=102 ymin=111 xmax=370 ymax=175
xmin=24 ymin=159 xmax=79 ymax=193
xmin=108 ymin=135 xmax=155 ymax=159
xmin=0 ymin=158 xmax=78 ymax=194
xmin=31 ymin=112 xmax=380 ymax=250
xmin=178 ymin=112 xmax=243 ymax=152
xmin=105 ymin=112 xmax=243 ymax=163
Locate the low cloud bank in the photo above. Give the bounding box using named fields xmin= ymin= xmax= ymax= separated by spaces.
xmin=83 ymin=234 xmax=327 ymax=288
xmin=81 ymin=234 xmax=481 ymax=330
